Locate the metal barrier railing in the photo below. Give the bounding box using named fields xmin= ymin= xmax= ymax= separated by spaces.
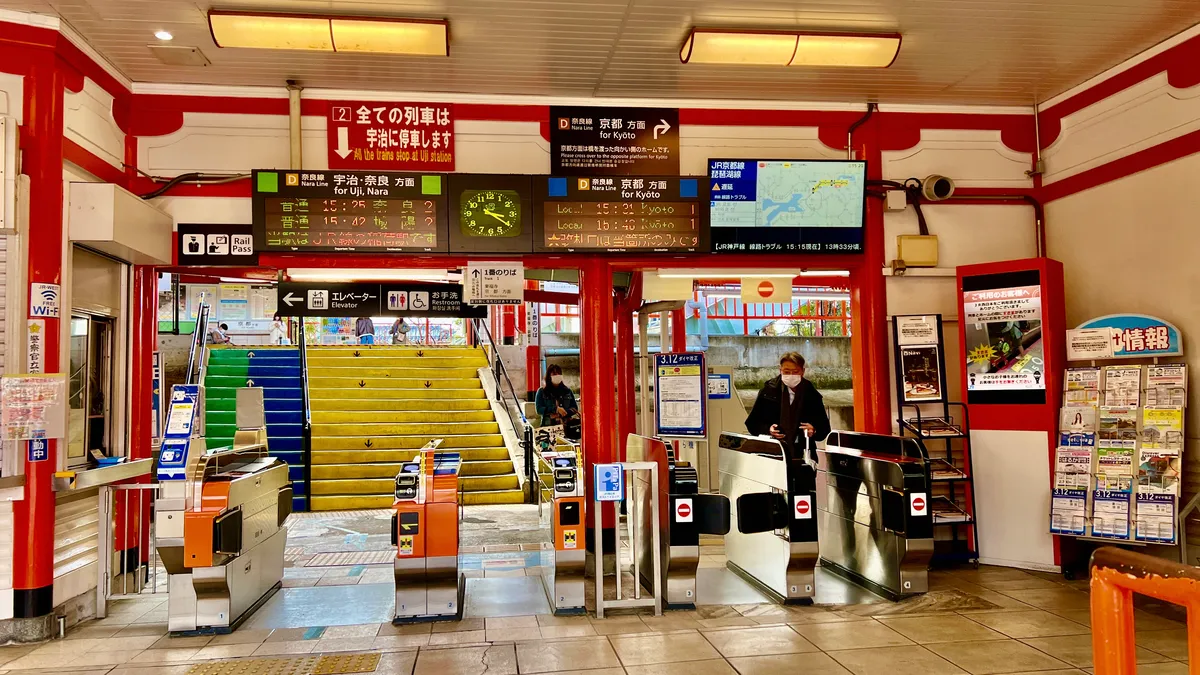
xmin=98 ymin=483 xmax=163 ymax=616
xmin=1090 ymin=546 xmax=1199 ymax=675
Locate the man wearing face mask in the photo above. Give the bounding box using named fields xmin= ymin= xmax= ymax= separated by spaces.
xmin=745 ymin=352 xmax=832 ymax=461
xmin=535 ymin=364 xmax=578 ymax=427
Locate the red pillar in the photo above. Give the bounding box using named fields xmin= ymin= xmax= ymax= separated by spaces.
xmin=851 ymin=114 xmax=892 ymax=434
xmin=670 ymin=307 xmax=687 ymax=353
xmin=615 ymin=273 xmax=641 ymax=462
xmin=13 ymin=54 xmax=66 ymax=619
xmin=524 ymin=280 xmax=540 ymax=399
xmin=131 ymin=266 xmax=156 ymax=565
xmin=579 ymin=258 xmax=616 ymax=544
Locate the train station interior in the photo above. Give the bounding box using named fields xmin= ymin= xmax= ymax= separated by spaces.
xmin=0 ymin=2 xmax=1198 ymax=674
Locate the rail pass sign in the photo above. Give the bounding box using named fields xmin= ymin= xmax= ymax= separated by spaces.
xmin=327 ymin=101 xmax=454 ymax=171
xmin=252 ymin=169 xmax=448 ymax=253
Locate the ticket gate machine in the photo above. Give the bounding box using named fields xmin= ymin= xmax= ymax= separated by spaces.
xmin=391 ymin=440 xmax=464 ymax=623
xmin=718 ymin=432 xmax=819 ymax=603
xmin=542 ymin=452 xmax=586 ymax=614
xmin=626 ymin=434 xmax=730 ymax=608
xmin=155 ymin=386 xmax=292 ymax=634
xmin=816 ymin=431 xmax=933 ymax=599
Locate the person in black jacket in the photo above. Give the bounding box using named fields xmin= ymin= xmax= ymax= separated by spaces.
xmin=745 ymin=352 xmax=831 ymax=461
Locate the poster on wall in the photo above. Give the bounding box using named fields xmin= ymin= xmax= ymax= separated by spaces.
xmin=963 ymin=285 xmax=1045 ymax=393
xmin=654 ymin=353 xmax=706 ymax=436
xmin=900 ymin=346 xmax=943 ymax=402
xmin=892 ymin=314 xmax=946 ymax=405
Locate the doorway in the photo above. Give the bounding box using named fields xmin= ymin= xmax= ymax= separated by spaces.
xmin=68 ymin=313 xmax=115 ymax=467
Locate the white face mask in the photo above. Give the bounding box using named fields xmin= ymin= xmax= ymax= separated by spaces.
xmin=550 ymin=375 xmax=563 ymax=385
xmin=780 ymin=374 xmax=803 ymax=388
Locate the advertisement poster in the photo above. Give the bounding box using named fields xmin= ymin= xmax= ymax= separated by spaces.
xmin=900 ymin=345 xmax=943 ymax=402
xmin=1137 ymin=451 xmax=1181 ymax=494
xmin=963 ymin=285 xmax=1044 ymax=391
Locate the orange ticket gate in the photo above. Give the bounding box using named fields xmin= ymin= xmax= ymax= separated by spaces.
xmin=542 ymin=453 xmax=585 ymax=614
xmin=391 ymin=441 xmax=463 ymax=623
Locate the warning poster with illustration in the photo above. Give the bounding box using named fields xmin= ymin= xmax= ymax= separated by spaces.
xmin=963 ymin=285 xmax=1045 ymax=392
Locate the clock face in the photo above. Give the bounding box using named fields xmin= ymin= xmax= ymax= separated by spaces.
xmin=460 ymin=190 xmax=521 ymax=237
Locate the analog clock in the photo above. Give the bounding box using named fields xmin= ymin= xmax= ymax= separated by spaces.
xmin=460 ymin=189 xmax=521 ymax=237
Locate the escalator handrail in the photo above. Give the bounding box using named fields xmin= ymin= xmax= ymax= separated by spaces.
xmin=298 ymin=321 xmax=312 ymax=504
xmin=185 ymin=303 xmax=211 ymax=385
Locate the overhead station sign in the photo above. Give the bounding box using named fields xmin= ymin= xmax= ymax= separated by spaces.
xmin=252 ymin=169 xmax=448 ymax=253
xmin=276 ymin=281 xmax=485 ymax=319
xmin=535 ymin=176 xmax=706 ymax=253
xmin=550 ymin=106 xmax=679 ymax=176
xmin=326 ymin=101 xmax=455 ymax=171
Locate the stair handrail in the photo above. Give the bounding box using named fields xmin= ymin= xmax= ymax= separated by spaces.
xmin=471 ymin=317 xmax=537 ymax=504
xmin=185 ymin=303 xmax=211 ymax=385
xmin=298 ymin=320 xmax=312 ymax=508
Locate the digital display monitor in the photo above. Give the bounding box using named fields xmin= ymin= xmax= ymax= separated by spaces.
xmin=535 ymin=176 xmax=706 ymax=253
xmin=252 ymin=169 xmax=448 ymax=253
xmin=708 ymin=159 xmax=866 ymax=253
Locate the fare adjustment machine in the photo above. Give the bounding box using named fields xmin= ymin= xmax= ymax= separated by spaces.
xmin=155 ymin=385 xmax=292 ymax=634
xmin=543 ymin=453 xmax=585 ymax=613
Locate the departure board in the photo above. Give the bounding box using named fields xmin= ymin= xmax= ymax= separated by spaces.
xmin=252 ymin=169 xmax=448 ymax=253
xmin=535 ymin=176 xmax=706 ymax=253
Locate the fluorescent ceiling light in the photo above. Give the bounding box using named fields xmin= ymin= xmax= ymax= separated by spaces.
xmin=286 ymin=268 xmax=455 ymax=282
xmin=208 ymin=10 xmax=449 ymax=56
xmin=680 ymin=28 xmax=900 ymax=68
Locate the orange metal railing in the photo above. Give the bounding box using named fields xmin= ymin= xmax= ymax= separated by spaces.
xmin=1090 ymin=546 xmax=1199 ymax=675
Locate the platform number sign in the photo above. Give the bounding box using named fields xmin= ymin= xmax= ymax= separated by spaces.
xmin=594 ymin=463 xmax=624 ymax=501
xmin=675 ymin=498 xmax=693 ymax=523
xmin=910 ymin=492 xmax=928 ymax=517
xmin=794 ymin=495 xmax=812 ymax=520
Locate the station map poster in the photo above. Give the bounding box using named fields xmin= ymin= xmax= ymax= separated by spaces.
xmin=177 ymin=223 xmax=258 ymax=265
xmin=550 ymin=106 xmax=679 ymax=176
xmin=327 ymin=101 xmax=454 ymax=171
xmin=962 ymin=270 xmax=1046 ymax=405
xmin=276 ymin=281 xmax=485 ymax=319
xmin=535 ymin=176 xmax=707 ymax=253
xmin=252 ymin=169 xmax=449 ymax=253
xmin=708 ymin=159 xmax=866 ymax=253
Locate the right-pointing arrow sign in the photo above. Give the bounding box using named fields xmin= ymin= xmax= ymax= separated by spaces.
xmin=335 ymin=127 xmax=352 ymax=159
xmin=282 ymin=292 xmax=301 ymax=307
xmin=653 ymin=119 xmax=671 ymax=140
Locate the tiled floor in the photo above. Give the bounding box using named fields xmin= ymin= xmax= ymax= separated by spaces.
xmin=0 ymin=563 xmax=1190 ymax=675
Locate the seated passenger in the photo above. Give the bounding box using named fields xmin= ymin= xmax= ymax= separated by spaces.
xmin=535 ymin=364 xmax=577 ymax=427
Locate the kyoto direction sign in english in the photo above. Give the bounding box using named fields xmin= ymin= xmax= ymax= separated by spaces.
xmin=550 ymin=106 xmax=679 ymax=176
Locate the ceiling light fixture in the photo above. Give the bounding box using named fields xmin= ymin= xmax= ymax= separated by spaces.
xmin=154 ymin=30 xmax=174 ymax=41
xmin=208 ymin=10 xmax=449 ymax=56
xmin=680 ymin=28 xmax=900 ymax=68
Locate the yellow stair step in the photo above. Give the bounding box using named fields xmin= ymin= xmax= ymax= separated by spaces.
xmin=310 ymin=410 xmax=496 ymax=424
xmin=460 ymin=489 xmax=525 ymax=506
xmin=309 ymin=388 xmax=486 ymax=400
xmin=306 ymin=347 xmax=483 ymax=357
xmin=311 ymin=422 xmax=501 ymax=436
xmin=307 ymin=373 xmax=482 ymax=385
xmin=307 ymin=356 xmax=488 ymax=369
xmin=311 ymin=461 xmax=513 ymax=480
xmin=309 ymin=398 xmax=492 ymax=412
xmin=459 ymin=474 xmax=520 ymax=491
xmin=310 ymin=495 xmax=395 ymax=510
xmin=310 ymin=435 xmax=505 ymax=451
xmin=311 ymin=447 xmax=510 ymax=463
xmin=311 ymin=479 xmax=393 ymax=495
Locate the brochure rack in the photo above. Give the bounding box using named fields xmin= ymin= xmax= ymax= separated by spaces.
xmin=1051 ymin=315 xmax=1194 ymax=569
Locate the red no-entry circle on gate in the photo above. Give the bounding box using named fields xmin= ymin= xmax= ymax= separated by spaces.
xmin=677 ymin=502 xmax=691 ymax=519
xmin=913 ymin=497 xmax=926 ymax=511
xmin=757 ymin=281 xmax=774 ymax=298
xmin=796 ymin=500 xmax=810 ymax=516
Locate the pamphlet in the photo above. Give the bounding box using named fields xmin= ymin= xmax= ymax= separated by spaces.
xmin=1140 ymin=407 xmax=1183 ymax=451
xmin=1050 ymin=488 xmax=1087 ymax=536
xmin=1137 ymin=451 xmax=1181 ymax=494
xmin=1098 ymin=407 xmax=1138 ymax=448
xmin=1064 ymin=389 xmax=1101 ymax=408
xmin=1059 ymin=407 xmax=1097 ymax=434
xmin=1091 ymin=490 xmax=1132 ymax=539
xmin=1058 ymin=431 xmax=1095 ymax=447
xmin=1145 ymin=364 xmax=1187 ymax=406
xmin=1103 ymin=366 xmax=1142 ymax=407
xmin=1054 ymin=448 xmax=1092 ymax=489
xmin=1064 ymin=367 xmax=1101 ymax=392
xmin=1134 ymin=493 xmax=1176 ymax=544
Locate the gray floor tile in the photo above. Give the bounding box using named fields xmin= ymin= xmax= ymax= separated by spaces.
xmin=830 ymin=645 xmax=966 ymax=675
xmin=926 ymin=639 xmax=1072 ymax=674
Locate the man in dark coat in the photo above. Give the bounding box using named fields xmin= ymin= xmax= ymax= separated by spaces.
xmin=745 ymin=352 xmax=831 ymax=461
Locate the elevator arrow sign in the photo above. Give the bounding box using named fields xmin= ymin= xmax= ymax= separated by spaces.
xmin=282 ymin=292 xmax=301 ymax=307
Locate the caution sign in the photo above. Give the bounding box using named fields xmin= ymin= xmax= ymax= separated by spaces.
xmin=794 ymin=495 xmax=812 ymax=520
xmin=398 ymin=535 xmax=414 ymax=556
xmin=563 ymin=530 xmax=577 ymax=550
xmin=910 ymin=492 xmax=928 ymax=517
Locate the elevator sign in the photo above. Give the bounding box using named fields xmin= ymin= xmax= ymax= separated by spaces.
xmin=327 ymin=101 xmax=455 ymax=171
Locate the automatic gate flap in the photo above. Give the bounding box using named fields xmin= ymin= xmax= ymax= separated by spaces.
xmin=736 ymin=492 xmax=787 ymax=535
xmin=694 ymin=494 xmax=731 ymax=535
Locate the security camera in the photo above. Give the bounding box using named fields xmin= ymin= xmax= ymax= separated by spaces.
xmin=921 ymin=175 xmax=955 ymax=201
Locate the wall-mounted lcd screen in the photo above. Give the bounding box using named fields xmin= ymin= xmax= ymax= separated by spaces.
xmin=708 ymin=159 xmax=866 ymax=253
xmin=962 ymin=270 xmax=1046 ymax=406
xmin=535 ymin=176 xmax=707 ymax=253
xmin=252 ymin=169 xmax=448 ymax=253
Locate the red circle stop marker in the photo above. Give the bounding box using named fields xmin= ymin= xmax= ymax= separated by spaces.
xmin=757 ymin=280 xmax=774 ymax=298
xmin=797 ymin=500 xmax=810 ymax=516
xmin=913 ymin=497 xmax=926 ymax=512
xmin=677 ymin=502 xmax=691 ymax=519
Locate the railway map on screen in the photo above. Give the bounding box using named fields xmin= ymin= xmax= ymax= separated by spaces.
xmin=708 ymin=159 xmax=866 ymax=253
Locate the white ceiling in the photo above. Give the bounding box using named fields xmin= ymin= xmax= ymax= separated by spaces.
xmin=4 ymin=0 xmax=1199 ymax=105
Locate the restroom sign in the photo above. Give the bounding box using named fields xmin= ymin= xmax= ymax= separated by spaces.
xmin=675 ymin=498 xmax=693 ymax=523
xmin=910 ymin=492 xmax=928 ymax=516
xmin=794 ymin=495 xmax=812 ymax=520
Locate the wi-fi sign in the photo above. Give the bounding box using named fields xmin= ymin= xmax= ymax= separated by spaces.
xmin=31 ymin=283 xmax=60 ymax=318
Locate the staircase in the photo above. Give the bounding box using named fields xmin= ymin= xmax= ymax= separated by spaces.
xmin=306 ymin=345 xmax=523 ymax=510
xmin=204 ymin=346 xmax=307 ymax=511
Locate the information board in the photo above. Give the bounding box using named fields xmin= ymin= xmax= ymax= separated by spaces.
xmin=654 ymin=353 xmax=707 ymax=436
xmin=252 ymin=169 xmax=448 ymax=253
xmin=327 ymin=101 xmax=454 ymax=171
xmin=962 ymin=269 xmax=1046 ymax=405
xmin=535 ymin=176 xmax=706 ymax=253
xmin=276 ymin=281 xmax=485 ymax=319
xmin=1 ymin=374 xmax=66 ymax=441
xmin=709 ymin=159 xmax=866 ymax=253
xmin=177 ymin=223 xmax=258 ymax=265
xmin=550 ymin=106 xmax=679 ymax=176
xmin=158 ymin=384 xmax=200 ymax=481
